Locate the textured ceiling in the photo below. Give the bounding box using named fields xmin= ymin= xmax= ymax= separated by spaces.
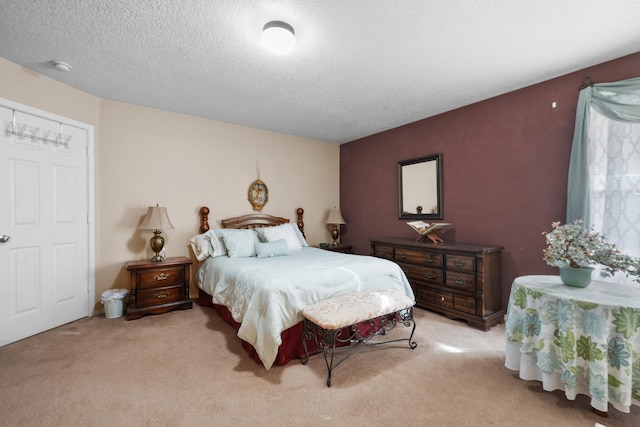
xmin=1 ymin=1 xmax=639 ymax=144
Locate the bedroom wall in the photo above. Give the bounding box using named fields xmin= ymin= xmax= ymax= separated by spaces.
xmin=340 ymin=51 xmax=640 ymax=307
xmin=98 ymin=100 xmax=339 ymax=306
xmin=0 ymin=57 xmax=340 ymax=310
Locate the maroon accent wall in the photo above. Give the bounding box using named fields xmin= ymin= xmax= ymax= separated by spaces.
xmin=340 ymin=52 xmax=640 ymax=306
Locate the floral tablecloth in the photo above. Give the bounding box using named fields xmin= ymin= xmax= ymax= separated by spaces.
xmin=504 ymin=275 xmax=640 ymax=413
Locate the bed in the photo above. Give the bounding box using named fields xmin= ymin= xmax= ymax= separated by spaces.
xmin=192 ymin=206 xmax=415 ymax=370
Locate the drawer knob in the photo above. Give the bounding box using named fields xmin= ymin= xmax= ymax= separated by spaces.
xmin=441 ymin=296 xmax=445 ymax=301
xmin=425 ymin=255 xmax=434 ymax=263
xmin=454 ymin=260 xmax=464 ymax=267
xmin=398 ymin=254 xmax=407 ymax=260
xmin=455 ymin=278 xmax=465 ymax=285
xmin=153 ymin=291 xmax=170 ymax=299
xmin=154 ymin=273 xmax=171 ymax=281
xmin=425 ymin=273 xmax=436 ymax=280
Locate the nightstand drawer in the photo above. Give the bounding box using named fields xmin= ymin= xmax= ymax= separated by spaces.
xmin=395 ymin=248 xmax=443 ymax=268
xmin=137 ymin=266 xmax=185 ymax=288
xmin=137 ymin=284 xmax=185 ymax=306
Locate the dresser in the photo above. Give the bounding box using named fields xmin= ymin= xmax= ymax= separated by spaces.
xmin=125 ymin=256 xmax=193 ymax=320
xmin=370 ymin=237 xmax=503 ymax=330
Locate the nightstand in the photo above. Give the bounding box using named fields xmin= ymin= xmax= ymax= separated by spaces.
xmin=125 ymin=256 xmax=193 ymax=320
xmin=320 ymin=244 xmax=353 ymax=254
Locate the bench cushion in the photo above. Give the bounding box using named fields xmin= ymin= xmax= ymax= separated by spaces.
xmin=302 ymin=289 xmax=414 ymax=330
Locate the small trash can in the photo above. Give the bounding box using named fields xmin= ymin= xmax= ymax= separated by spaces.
xmin=101 ymin=289 xmax=129 ymax=319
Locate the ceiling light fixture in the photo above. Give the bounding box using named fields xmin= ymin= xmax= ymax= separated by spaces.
xmin=262 ymin=21 xmax=296 ymax=55
xmin=51 ymin=61 xmax=72 ymax=72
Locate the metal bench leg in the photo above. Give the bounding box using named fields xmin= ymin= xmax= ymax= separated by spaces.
xmin=322 ymin=330 xmax=337 ymax=387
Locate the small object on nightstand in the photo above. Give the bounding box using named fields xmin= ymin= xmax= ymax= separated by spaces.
xmin=320 ymin=244 xmax=353 ymax=254
xmin=125 ymin=256 xmax=192 ymax=320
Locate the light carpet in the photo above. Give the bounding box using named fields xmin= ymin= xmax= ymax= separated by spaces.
xmin=1 ymin=303 xmax=638 ymax=427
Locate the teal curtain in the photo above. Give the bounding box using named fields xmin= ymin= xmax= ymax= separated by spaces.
xmin=566 ymin=77 xmax=640 ymax=224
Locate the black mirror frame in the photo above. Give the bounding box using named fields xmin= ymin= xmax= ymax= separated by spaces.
xmin=398 ymin=153 xmax=443 ymax=220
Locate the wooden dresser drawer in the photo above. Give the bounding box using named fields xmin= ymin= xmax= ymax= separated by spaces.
xmin=399 ymin=263 xmax=443 ymax=285
xmin=445 ymin=271 xmax=476 ymax=292
xmin=415 ymin=285 xmax=434 ymax=305
xmin=395 ymin=248 xmax=443 ymax=268
xmin=454 ymin=295 xmax=476 ymax=315
xmin=434 ymin=290 xmax=454 ymax=309
xmin=137 ymin=265 xmax=185 ymax=288
xmin=137 ymin=284 xmax=186 ymax=306
xmin=373 ymin=244 xmax=394 ymax=259
xmin=445 ymin=254 xmax=475 ymax=273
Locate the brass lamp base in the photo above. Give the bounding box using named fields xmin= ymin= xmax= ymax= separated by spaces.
xmin=149 ymin=230 xmax=165 ymax=263
xmin=330 ymin=225 xmax=340 ymax=247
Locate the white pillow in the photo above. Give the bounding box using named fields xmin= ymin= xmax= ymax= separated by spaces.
xmin=207 ymin=230 xmax=228 ymax=257
xmin=259 ymin=224 xmax=303 ymax=252
xmin=290 ymin=223 xmax=309 ymax=247
xmin=189 ymin=233 xmax=214 ymax=261
xmin=218 ymin=229 xmax=258 ymax=258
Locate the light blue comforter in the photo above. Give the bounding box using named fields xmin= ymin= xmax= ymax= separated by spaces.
xmin=197 ymin=247 xmax=414 ymax=370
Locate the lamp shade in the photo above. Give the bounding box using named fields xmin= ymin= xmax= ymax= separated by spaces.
xmin=138 ymin=206 xmax=174 ymax=230
xmin=325 ymin=207 xmax=346 ymax=225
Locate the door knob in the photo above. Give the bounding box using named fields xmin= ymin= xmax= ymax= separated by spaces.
xmin=0 ymin=235 xmax=12 ymax=243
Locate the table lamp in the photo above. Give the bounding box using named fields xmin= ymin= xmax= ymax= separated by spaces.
xmin=325 ymin=207 xmax=346 ymax=247
xmin=138 ymin=205 xmax=174 ymax=262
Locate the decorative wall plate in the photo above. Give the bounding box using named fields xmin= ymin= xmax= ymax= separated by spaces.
xmin=248 ymin=179 xmax=268 ymax=211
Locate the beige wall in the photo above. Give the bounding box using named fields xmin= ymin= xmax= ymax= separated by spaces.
xmin=0 ymin=58 xmax=340 ymax=311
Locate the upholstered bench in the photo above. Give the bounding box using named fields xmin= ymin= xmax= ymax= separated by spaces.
xmin=300 ymin=289 xmax=417 ymax=387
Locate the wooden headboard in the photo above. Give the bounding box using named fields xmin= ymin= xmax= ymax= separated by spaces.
xmin=199 ymin=207 xmax=305 ymax=237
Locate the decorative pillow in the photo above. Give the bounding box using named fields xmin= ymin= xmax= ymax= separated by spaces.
xmin=206 ymin=230 xmax=228 ymax=257
xmin=290 ymin=223 xmax=309 ymax=247
xmin=257 ymin=224 xmax=303 ymax=251
xmin=219 ymin=229 xmax=258 ymax=258
xmin=189 ymin=233 xmax=214 ymax=261
xmin=255 ymin=239 xmax=290 ymax=259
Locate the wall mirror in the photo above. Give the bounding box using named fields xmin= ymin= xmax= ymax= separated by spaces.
xmin=398 ymin=153 xmax=443 ymax=220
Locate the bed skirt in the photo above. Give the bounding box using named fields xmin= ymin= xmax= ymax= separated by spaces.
xmin=199 ymin=289 xmax=318 ymax=367
xmin=198 ymin=289 xmax=373 ymax=368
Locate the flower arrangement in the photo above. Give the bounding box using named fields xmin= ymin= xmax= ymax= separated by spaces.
xmin=543 ymin=220 xmax=640 ymax=283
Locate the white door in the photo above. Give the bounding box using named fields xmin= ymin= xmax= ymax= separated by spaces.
xmin=0 ymin=102 xmax=93 ymax=347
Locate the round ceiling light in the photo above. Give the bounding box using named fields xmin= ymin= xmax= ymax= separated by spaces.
xmin=262 ymin=21 xmax=296 ymax=55
xmin=52 ymin=61 xmax=72 ymax=72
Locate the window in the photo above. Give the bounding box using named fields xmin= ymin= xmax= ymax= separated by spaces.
xmin=567 ymin=77 xmax=640 ymax=285
xmin=588 ymin=110 xmax=640 ymax=283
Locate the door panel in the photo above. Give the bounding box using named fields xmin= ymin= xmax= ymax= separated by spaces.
xmin=12 ymin=247 xmax=40 ymax=313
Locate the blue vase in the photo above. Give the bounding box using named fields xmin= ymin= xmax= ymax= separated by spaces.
xmin=559 ymin=266 xmax=594 ymax=288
